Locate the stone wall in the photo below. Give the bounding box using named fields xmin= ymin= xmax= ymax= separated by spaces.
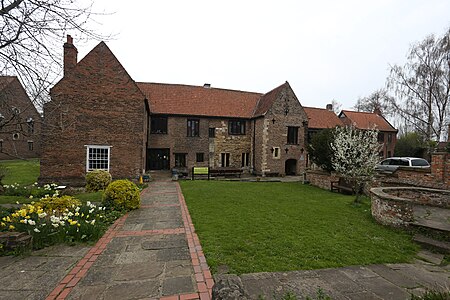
xmin=371 ymin=187 xmax=449 ymax=227
xmin=254 ymin=85 xmax=308 ymax=176
xmin=148 ymin=116 xmax=252 ymax=171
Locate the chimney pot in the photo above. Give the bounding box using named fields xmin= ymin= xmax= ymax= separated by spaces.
xmin=326 ymin=104 xmax=333 ymax=111
xmin=203 ymin=83 xmax=211 ymax=89
xmin=63 ymin=35 xmax=78 ymax=76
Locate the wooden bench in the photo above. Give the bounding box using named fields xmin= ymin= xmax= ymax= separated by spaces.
xmin=331 ymin=178 xmax=355 ymax=194
xmin=209 ymin=168 xmax=243 ymax=178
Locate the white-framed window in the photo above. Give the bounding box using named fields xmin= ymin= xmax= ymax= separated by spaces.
xmin=86 ymin=145 xmax=111 ymax=172
xmin=273 ymin=147 xmax=281 ymax=159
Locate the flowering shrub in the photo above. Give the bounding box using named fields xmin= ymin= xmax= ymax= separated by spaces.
xmin=103 ymin=180 xmax=140 ymax=211
xmin=0 ymin=197 xmax=122 ymax=250
xmin=38 ymin=195 xmax=81 ymax=213
xmin=2 ymin=182 xmax=58 ymax=199
xmin=85 ymin=170 xmax=112 ymax=192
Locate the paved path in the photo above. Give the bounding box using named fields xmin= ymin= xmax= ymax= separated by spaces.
xmin=0 ymin=245 xmax=90 ymax=300
xmin=47 ymin=179 xmax=213 ymax=300
xmin=223 ymin=255 xmax=449 ymax=299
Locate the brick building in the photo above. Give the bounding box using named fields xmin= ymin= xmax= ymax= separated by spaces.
xmin=0 ymin=76 xmax=41 ymax=160
xmin=338 ymin=110 xmax=397 ymax=158
xmin=39 ymin=37 xmax=309 ymax=184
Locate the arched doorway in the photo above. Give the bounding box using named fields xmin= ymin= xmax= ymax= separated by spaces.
xmin=285 ymin=159 xmax=297 ymax=175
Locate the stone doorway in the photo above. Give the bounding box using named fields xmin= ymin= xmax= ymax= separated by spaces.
xmin=285 ymin=159 xmax=297 ymax=175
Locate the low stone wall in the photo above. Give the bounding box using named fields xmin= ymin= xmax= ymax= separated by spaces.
xmin=306 ymin=170 xmax=338 ymax=191
xmin=370 ymin=187 xmax=450 ymax=227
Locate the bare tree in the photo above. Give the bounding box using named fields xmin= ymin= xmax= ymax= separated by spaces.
xmin=0 ymin=0 xmax=108 ymax=108
xmin=330 ymin=99 xmax=342 ymax=115
xmin=387 ymin=28 xmax=450 ymax=142
xmin=353 ymin=89 xmax=394 ymax=117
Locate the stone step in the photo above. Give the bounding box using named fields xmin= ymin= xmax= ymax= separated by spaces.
xmin=413 ymin=234 xmax=450 ymax=254
xmin=412 ymin=205 xmax=450 ymax=232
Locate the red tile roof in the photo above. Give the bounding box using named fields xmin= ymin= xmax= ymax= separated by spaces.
xmin=339 ymin=110 xmax=397 ymax=132
xmin=137 ymin=82 xmax=264 ymax=118
xmin=303 ymin=107 xmax=343 ymax=129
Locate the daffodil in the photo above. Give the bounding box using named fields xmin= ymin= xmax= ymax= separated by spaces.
xmin=1 ymin=222 xmax=6 ymax=227
xmin=9 ymin=225 xmax=15 ymax=230
xmin=33 ymin=228 xmax=40 ymax=233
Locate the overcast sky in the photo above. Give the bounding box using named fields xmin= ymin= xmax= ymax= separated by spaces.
xmin=72 ymin=0 xmax=450 ymax=110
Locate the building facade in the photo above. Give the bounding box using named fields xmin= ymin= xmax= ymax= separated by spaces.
xmin=40 ymin=37 xmax=310 ymax=185
xmin=0 ymin=76 xmax=41 ymax=160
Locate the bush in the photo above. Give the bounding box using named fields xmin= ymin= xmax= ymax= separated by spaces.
xmin=102 ymin=180 xmax=140 ymax=211
xmin=37 ymin=195 xmax=81 ymax=213
xmin=85 ymin=170 xmax=112 ymax=192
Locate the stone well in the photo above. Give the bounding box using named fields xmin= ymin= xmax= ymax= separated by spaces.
xmin=370 ymin=187 xmax=450 ymax=227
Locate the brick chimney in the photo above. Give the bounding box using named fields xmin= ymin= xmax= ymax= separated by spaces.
xmin=63 ymin=35 xmax=78 ymax=76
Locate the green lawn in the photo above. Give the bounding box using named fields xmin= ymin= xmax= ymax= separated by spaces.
xmin=0 ymin=159 xmax=103 ymax=204
xmin=180 ymin=181 xmax=418 ymax=274
xmin=0 ymin=159 xmax=40 ymax=185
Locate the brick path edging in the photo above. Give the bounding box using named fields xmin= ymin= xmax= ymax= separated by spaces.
xmin=45 ymin=214 xmax=128 ymax=300
xmin=171 ymin=183 xmax=214 ymax=300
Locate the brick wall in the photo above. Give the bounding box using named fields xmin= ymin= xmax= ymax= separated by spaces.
xmin=40 ymin=42 xmax=146 ymax=185
xmin=373 ymin=152 xmax=449 ymax=190
xmin=306 ymin=170 xmax=339 ymax=191
xmin=0 ymin=78 xmax=41 ymax=160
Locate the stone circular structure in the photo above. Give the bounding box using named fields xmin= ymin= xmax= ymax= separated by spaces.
xmin=370 ymin=187 xmax=450 ymax=227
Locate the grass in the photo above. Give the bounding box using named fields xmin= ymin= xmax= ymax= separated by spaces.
xmin=180 ymin=181 xmax=418 ymax=274
xmin=0 ymin=159 xmax=40 ymax=185
xmin=74 ymin=191 xmax=103 ymax=203
xmin=0 ymin=159 xmax=102 ymax=204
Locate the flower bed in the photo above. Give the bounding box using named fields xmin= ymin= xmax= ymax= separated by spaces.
xmin=1 ymin=198 xmax=122 ymax=251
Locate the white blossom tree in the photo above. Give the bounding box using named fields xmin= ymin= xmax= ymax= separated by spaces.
xmin=331 ymin=126 xmax=380 ymax=203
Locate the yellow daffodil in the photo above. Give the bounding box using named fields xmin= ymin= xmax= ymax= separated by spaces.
xmin=9 ymin=225 xmax=15 ymax=230
xmin=1 ymin=222 xmax=6 ymax=227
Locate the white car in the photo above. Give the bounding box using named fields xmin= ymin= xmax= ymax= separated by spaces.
xmin=375 ymin=157 xmax=430 ymax=172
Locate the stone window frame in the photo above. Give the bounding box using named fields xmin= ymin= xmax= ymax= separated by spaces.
xmin=209 ymin=128 xmax=215 ymax=138
xmin=86 ymin=145 xmax=111 ymax=172
xmin=221 ymin=153 xmax=230 ymax=167
xmin=287 ymin=126 xmax=299 ymax=145
xmin=27 ymin=140 xmax=33 ymax=151
xmin=187 ymin=119 xmax=200 ymax=137
xmin=196 ymin=153 xmax=204 ymax=163
xmin=228 ymin=119 xmax=246 ymax=135
xmin=273 ymin=147 xmax=281 ymax=159
xmin=241 ymin=152 xmax=250 ymax=167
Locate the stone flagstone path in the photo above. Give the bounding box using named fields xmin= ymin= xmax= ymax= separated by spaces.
xmin=47 ymin=179 xmax=213 ymax=300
